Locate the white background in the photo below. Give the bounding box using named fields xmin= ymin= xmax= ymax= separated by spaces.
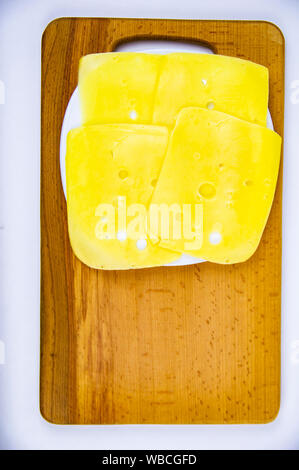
xmin=0 ymin=0 xmax=299 ymax=450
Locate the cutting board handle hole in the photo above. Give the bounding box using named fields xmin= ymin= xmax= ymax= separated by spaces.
xmin=114 ymin=38 xmax=215 ymax=55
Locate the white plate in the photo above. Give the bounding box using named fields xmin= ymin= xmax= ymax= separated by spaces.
xmin=60 ymin=49 xmax=274 ymax=268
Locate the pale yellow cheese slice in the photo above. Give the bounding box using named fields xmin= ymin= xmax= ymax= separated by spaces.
xmin=66 ymin=124 xmax=179 ymax=269
xmin=153 ymin=53 xmax=269 ymax=127
xmin=79 ymin=52 xmax=268 ymax=129
xmin=150 ymin=107 xmax=281 ymax=264
xmin=79 ymin=53 xmax=162 ymax=126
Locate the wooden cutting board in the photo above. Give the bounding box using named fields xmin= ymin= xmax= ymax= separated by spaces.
xmin=40 ymin=18 xmax=284 ymax=424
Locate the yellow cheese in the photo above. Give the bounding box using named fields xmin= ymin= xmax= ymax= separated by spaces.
xmin=79 ymin=52 xmax=268 ymax=129
xmin=74 ymin=52 xmax=273 ymax=268
xmin=79 ymin=53 xmax=162 ymax=126
xmin=153 ymin=53 xmax=268 ymax=127
xmin=150 ymin=107 xmax=281 ymax=264
xmin=66 ymin=124 xmax=179 ymax=269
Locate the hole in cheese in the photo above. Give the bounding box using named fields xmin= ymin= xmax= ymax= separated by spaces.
xmin=119 ymin=169 xmax=128 ymax=179
xmin=117 ymin=231 xmax=127 ymax=242
xmin=198 ymin=182 xmax=216 ymax=199
xmin=129 ymin=110 xmax=138 ymax=120
xmin=136 ymin=239 xmax=147 ymax=250
xmin=151 ymin=178 xmax=158 ymax=187
xmin=201 ymin=78 xmax=207 ymax=86
xmin=209 ymin=232 xmax=222 ymax=245
xmin=207 ymin=101 xmax=215 ymax=110
xmin=243 ymin=179 xmax=253 ymax=187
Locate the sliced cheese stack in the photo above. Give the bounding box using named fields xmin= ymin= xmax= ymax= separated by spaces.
xmin=150 ymin=107 xmax=281 ymax=264
xmin=66 ymin=124 xmax=179 ymax=269
xmin=65 ymin=52 xmax=280 ymax=269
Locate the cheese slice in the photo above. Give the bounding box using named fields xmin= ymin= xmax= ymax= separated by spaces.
xmin=153 ymin=53 xmax=268 ymax=127
xmin=66 ymin=124 xmax=179 ymax=269
xmin=79 ymin=53 xmax=162 ymax=126
xmin=150 ymin=107 xmax=281 ymax=264
xmin=79 ymin=52 xmax=268 ymax=129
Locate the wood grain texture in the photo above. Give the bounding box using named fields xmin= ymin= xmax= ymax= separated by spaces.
xmin=40 ymin=18 xmax=284 ymax=424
